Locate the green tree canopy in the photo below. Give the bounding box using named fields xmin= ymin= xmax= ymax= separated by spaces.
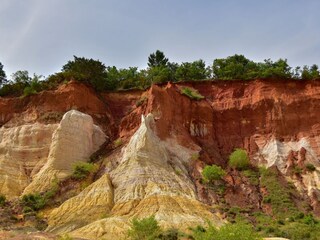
xmin=202 ymin=165 xmax=226 ymax=183
xmin=175 ymin=59 xmax=211 ymax=81
xmin=212 ymin=54 xmax=260 ymax=80
xmin=228 ymin=148 xmax=250 ymax=170
xmin=0 ymin=62 xmax=7 ymax=86
xmin=258 ymin=58 xmax=292 ymax=79
xmin=127 ymin=215 xmax=161 ymax=240
xmin=11 ymin=70 xmax=31 ymax=84
xmin=301 ymin=64 xmax=320 ymax=80
xmin=147 ymin=50 xmax=169 ymax=68
xmin=62 ymin=56 xmax=108 ymax=91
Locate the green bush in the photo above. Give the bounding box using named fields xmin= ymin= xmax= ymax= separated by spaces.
xmin=128 ymin=215 xmax=161 ymax=240
xmin=305 ymin=163 xmax=316 ymax=172
xmin=72 ymin=162 xmax=96 ymax=180
xmin=0 ymin=194 xmax=6 ymax=206
xmin=228 ymin=148 xmax=250 ymax=170
xmin=113 ymin=138 xmax=123 ymax=148
xmin=191 ymin=222 xmax=261 ymax=240
xmin=242 ymin=169 xmax=260 ymax=186
xmin=293 ymin=166 xmax=303 ymax=175
xmin=259 ymin=167 xmax=299 ymax=219
xmin=278 ymin=222 xmax=320 ymax=240
xmin=202 ymin=165 xmax=226 ymax=183
xmin=180 ymin=87 xmax=204 ymax=100
xmin=302 ymin=214 xmax=318 ymax=226
xmin=21 ymin=193 xmax=46 ymax=211
xmin=23 ymin=86 xmax=37 ymax=96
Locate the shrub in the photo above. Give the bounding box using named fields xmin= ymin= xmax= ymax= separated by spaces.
xmin=191 ymin=224 xmax=217 ymax=240
xmin=180 ymin=86 xmax=204 ymax=100
xmin=228 ymin=148 xmax=250 ymax=170
xmin=279 ymin=222 xmax=315 ymax=240
xmin=191 ymin=152 xmax=200 ymax=161
xmin=72 ymin=162 xmax=96 ymax=180
xmin=113 ymin=138 xmax=123 ymax=148
xmin=216 ymin=223 xmax=262 ymax=240
xmin=21 ymin=193 xmax=46 ymax=211
xmin=23 ymin=86 xmax=37 ymax=96
xmin=127 ymin=215 xmax=161 ymax=240
xmin=259 ymin=167 xmax=299 ymax=219
xmin=191 ymin=222 xmax=261 ymax=240
xmin=302 ymin=214 xmax=318 ymax=226
xmin=44 ymin=177 xmax=60 ymax=200
xmin=0 ymin=194 xmax=6 ymax=206
xmin=202 ymin=165 xmax=226 ymax=183
xmin=305 ymin=163 xmax=316 ymax=172
xmin=242 ymin=169 xmax=260 ymax=186
xmin=293 ymin=166 xmax=302 ymax=175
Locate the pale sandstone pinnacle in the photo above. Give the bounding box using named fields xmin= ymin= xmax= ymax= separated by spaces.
xmin=58 ymin=114 xmax=224 ymax=240
xmin=0 ymin=123 xmax=58 ymax=199
xmin=23 ymin=110 xmax=106 ymax=195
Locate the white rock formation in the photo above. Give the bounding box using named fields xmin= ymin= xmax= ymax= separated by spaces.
xmin=23 ymin=110 xmax=106 ymax=194
xmin=62 ymin=114 xmax=223 ymax=240
xmin=256 ymin=138 xmax=318 ymax=173
xmin=255 ymin=137 xmax=320 ymax=196
xmin=0 ymin=123 xmax=58 ymax=199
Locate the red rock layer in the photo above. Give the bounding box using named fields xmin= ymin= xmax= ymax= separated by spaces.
xmin=119 ymin=79 xmax=320 ymax=165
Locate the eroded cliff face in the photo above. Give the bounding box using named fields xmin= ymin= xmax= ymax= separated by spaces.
xmin=23 ymin=110 xmax=106 ymax=194
xmin=0 ymin=109 xmax=106 ymax=200
xmin=117 ymin=80 xmax=320 ymax=218
xmin=0 ymin=79 xmax=320 ymax=239
xmin=0 ymin=123 xmax=58 ymax=199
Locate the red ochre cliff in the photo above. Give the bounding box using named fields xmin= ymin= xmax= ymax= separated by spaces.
xmin=0 ymin=79 xmax=319 ymax=239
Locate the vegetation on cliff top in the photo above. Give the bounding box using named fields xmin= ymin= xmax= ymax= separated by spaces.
xmin=1 ymin=51 xmax=319 ymax=97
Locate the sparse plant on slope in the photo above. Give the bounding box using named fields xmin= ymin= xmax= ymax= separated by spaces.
xmin=180 ymin=86 xmax=204 ymax=100
xmin=191 ymin=222 xmax=262 ymax=240
xmin=259 ymin=167 xmax=299 ymax=219
xmin=228 ymin=148 xmax=250 ymax=170
xmin=72 ymin=162 xmax=97 ymax=180
xmin=21 ymin=193 xmax=46 ymax=212
xmin=202 ymin=165 xmax=226 ymax=183
xmin=305 ymin=163 xmax=316 ymax=172
xmin=128 ymin=215 xmax=161 ymax=240
xmin=0 ymin=194 xmax=6 ymax=206
xmin=242 ymin=169 xmax=260 ymax=186
xmin=191 ymin=152 xmax=200 ymax=161
xmin=113 ymin=138 xmax=123 ymax=147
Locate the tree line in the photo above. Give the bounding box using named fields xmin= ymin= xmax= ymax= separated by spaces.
xmin=0 ymin=51 xmax=319 ymax=96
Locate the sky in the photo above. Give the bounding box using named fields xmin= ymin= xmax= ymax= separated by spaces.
xmin=0 ymin=0 xmax=320 ymax=77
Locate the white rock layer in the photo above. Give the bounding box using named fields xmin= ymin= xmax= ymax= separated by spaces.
xmin=255 ymin=137 xmax=320 ymax=196
xmin=0 ymin=123 xmax=58 ymax=199
xmin=23 ymin=110 xmax=106 ymax=194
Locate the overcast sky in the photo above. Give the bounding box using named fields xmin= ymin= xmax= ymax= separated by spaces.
xmin=1 ymin=0 xmax=320 ymax=77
